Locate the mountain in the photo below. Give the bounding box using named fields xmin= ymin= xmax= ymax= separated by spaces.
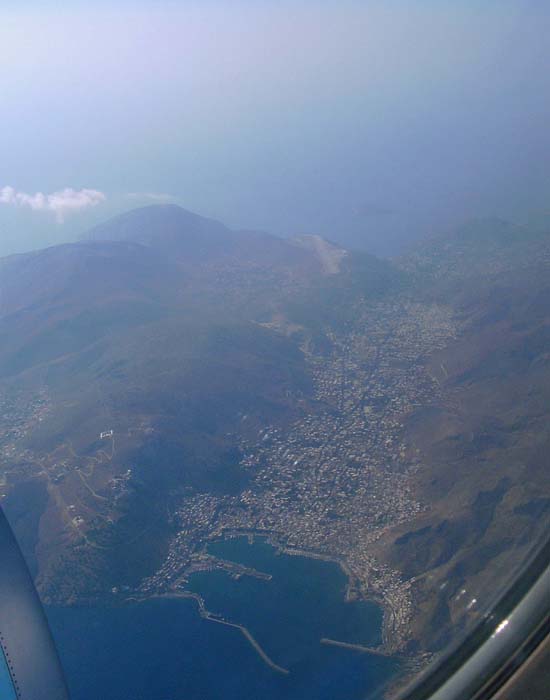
xmin=84 ymin=204 xmax=326 ymax=274
xmin=0 ymin=205 xmax=369 ymax=597
xmin=86 ymin=205 xmax=231 ymax=248
xmin=0 ymin=207 xmax=548 ymax=666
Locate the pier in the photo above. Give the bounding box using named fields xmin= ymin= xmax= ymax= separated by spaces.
xmin=205 ymin=615 xmax=289 ymax=675
xmin=320 ymin=638 xmax=392 ymax=657
xmin=165 ymin=591 xmax=290 ymax=675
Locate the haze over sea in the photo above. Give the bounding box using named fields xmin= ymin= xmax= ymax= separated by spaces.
xmin=47 ymin=538 xmax=399 ymax=700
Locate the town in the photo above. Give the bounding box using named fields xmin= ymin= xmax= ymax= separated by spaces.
xmin=138 ymin=296 xmax=457 ymax=653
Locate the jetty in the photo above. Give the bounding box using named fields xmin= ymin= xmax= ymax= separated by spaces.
xmin=205 ymin=615 xmax=289 ymax=675
xmin=166 ymin=591 xmax=289 ymax=675
xmin=320 ymin=638 xmax=392 ymax=657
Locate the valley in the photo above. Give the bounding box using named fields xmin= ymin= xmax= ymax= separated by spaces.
xmin=0 ymin=206 xmax=548 ymax=672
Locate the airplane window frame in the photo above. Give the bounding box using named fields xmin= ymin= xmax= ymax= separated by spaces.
xmin=397 ymin=535 xmax=550 ymax=700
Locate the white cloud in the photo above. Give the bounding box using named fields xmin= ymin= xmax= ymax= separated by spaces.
xmin=126 ymin=192 xmax=174 ymax=202
xmin=0 ymin=186 xmax=106 ymax=223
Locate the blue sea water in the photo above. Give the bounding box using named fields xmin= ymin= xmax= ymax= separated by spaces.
xmin=46 ymin=538 xmax=400 ymax=700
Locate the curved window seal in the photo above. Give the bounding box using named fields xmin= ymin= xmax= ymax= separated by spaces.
xmin=397 ymin=536 xmax=550 ymax=700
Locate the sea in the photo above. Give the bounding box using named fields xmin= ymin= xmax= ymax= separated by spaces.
xmin=46 ymin=537 xmax=400 ymax=700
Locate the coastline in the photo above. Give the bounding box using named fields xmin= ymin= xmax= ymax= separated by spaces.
xmin=125 ymin=530 xmax=404 ymax=673
xmin=211 ymin=529 xmax=408 ymax=655
xmin=281 ymin=543 xmax=407 ymax=654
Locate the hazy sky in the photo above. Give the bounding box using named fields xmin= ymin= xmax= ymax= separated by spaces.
xmin=1 ymin=1 xmax=548 ymax=256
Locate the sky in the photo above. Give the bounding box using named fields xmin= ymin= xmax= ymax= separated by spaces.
xmin=0 ymin=0 xmax=549 ymax=257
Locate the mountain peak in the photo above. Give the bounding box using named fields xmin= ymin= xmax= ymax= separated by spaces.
xmin=85 ymin=204 xmax=230 ymax=249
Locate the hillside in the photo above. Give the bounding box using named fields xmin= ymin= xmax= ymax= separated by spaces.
xmin=0 ymin=207 xmax=324 ymax=596
xmin=372 ymin=220 xmax=550 ymax=651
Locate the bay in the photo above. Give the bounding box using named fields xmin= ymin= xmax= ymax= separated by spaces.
xmin=47 ymin=538 xmax=400 ymax=700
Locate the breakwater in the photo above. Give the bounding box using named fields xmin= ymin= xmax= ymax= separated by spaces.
xmin=164 ymin=591 xmax=289 ymax=675
xmin=320 ymin=638 xmax=392 ymax=657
